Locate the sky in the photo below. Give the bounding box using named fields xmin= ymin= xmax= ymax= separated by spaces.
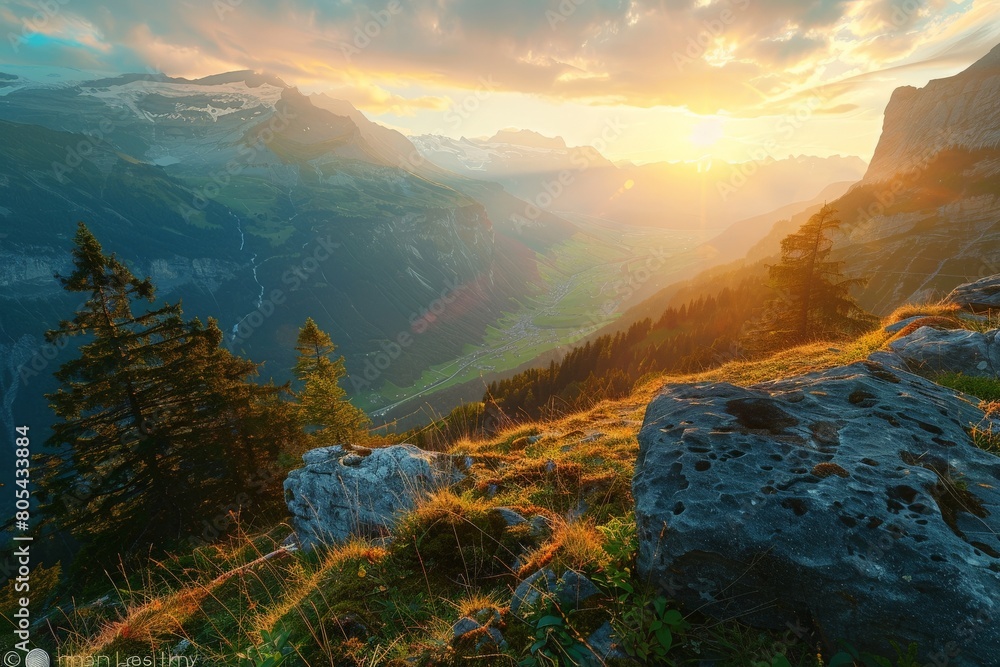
xmin=2 ymin=0 xmax=999 ymax=164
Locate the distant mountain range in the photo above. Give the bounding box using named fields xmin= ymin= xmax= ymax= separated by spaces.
xmin=411 ymin=131 xmax=867 ymax=229
xmin=0 ymin=65 xmax=868 ymax=435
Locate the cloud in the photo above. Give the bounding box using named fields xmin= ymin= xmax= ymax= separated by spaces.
xmin=320 ymin=79 xmax=451 ymax=115
xmin=0 ymin=0 xmax=995 ymax=118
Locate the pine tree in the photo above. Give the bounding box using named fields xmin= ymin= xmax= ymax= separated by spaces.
xmin=751 ymin=205 xmax=873 ymax=350
xmin=293 ymin=318 xmax=371 ymax=447
xmin=40 ymin=223 xmax=299 ymax=575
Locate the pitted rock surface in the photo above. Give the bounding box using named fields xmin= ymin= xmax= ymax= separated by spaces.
xmin=284 ymin=444 xmax=464 ymax=549
xmin=634 ymin=360 xmax=1000 ymax=664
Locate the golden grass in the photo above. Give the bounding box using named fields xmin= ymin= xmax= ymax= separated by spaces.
xmin=411 ymin=489 xmax=489 ymax=524
xmin=454 ymin=591 xmax=505 ymax=619
xmin=517 ymin=517 xmax=607 ymax=576
xmin=84 ymin=582 xmax=213 ymax=653
xmin=252 ymin=539 xmax=387 ymax=636
xmin=886 ymin=300 xmax=961 ymax=322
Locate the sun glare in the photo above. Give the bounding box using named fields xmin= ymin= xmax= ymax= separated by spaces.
xmin=689 ymin=117 xmax=725 ymax=147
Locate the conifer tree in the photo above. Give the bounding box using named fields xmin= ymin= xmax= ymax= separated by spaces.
xmin=750 ymin=205 xmax=873 ymax=350
xmin=293 ymin=318 xmax=370 ymax=446
xmin=40 ymin=223 xmax=299 ymax=574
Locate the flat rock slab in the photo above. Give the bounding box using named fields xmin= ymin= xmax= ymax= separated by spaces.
xmin=634 ymin=360 xmax=1000 ymax=665
xmin=887 ymin=326 xmax=1000 ymax=377
xmin=947 ymin=274 xmax=1000 ymax=313
xmin=285 ymin=444 xmax=465 ymax=549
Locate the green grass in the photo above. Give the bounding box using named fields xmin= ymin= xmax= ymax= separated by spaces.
xmin=936 ymin=373 xmax=1000 ymax=402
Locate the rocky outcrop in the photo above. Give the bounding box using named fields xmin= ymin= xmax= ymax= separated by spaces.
xmin=634 ymin=357 xmax=1000 ymax=664
xmin=884 ymin=326 xmax=1000 ymax=377
xmin=284 ymin=444 xmax=465 ymax=549
xmin=947 ymin=274 xmax=1000 ymax=313
xmin=864 ymin=43 xmax=1000 ymax=184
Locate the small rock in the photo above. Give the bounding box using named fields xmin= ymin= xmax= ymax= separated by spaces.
xmin=544 ymin=459 xmax=557 ymax=473
xmin=331 ymin=613 xmax=368 ymax=639
xmin=527 ymin=435 xmax=543 ymax=444
xmin=473 ymin=607 xmax=503 ymax=626
xmin=528 ymin=515 xmax=552 ymax=539
xmin=481 ymin=627 xmax=507 ymax=649
xmin=556 ymin=570 xmax=600 ymax=609
xmin=883 ymin=315 xmax=927 ymax=334
xmin=493 ymin=507 xmax=527 ymax=527
xmin=452 ymin=616 xmax=481 ymax=639
xmin=566 ymin=500 xmax=588 ymax=522
xmin=946 ymin=274 xmax=1000 ymax=312
xmin=285 ymin=444 xmax=465 ymax=549
xmin=511 ymin=568 xmax=557 ymax=615
xmin=887 ymin=326 xmax=997 ymax=377
xmin=453 ymin=614 xmax=507 ymax=652
xmin=587 ymin=621 xmax=626 ymax=661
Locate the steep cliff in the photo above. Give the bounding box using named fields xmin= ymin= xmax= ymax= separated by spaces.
xmin=864 ymin=43 xmax=1000 ymax=184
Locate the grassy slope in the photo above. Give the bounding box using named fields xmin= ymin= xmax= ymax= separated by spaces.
xmin=12 ymin=302 xmax=996 ymax=667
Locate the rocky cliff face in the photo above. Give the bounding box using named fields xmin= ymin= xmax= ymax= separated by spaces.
xmin=864 ymin=43 xmax=1000 ymax=184
xmin=723 ymin=43 xmax=1000 ymax=315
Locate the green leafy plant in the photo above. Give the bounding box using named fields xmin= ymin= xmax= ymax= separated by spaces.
xmin=236 ymin=629 xmax=294 ymax=667
xmin=593 ymin=514 xmax=687 ymax=662
xmin=519 ymin=608 xmax=593 ymax=667
xmin=616 ymin=594 xmax=687 ymax=662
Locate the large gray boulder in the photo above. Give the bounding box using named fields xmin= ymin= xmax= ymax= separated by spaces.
xmin=284 ymin=444 xmax=465 ymax=549
xmin=885 ymin=326 xmax=1000 ymax=377
xmin=634 ymin=360 xmax=1000 ymax=665
xmin=947 ymin=274 xmax=1000 ymax=313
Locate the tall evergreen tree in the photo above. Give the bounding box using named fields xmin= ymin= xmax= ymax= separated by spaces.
xmin=750 ymin=205 xmax=873 ymax=350
xmin=40 ymin=223 xmax=299 ymax=575
xmin=293 ymin=318 xmax=370 ymax=446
